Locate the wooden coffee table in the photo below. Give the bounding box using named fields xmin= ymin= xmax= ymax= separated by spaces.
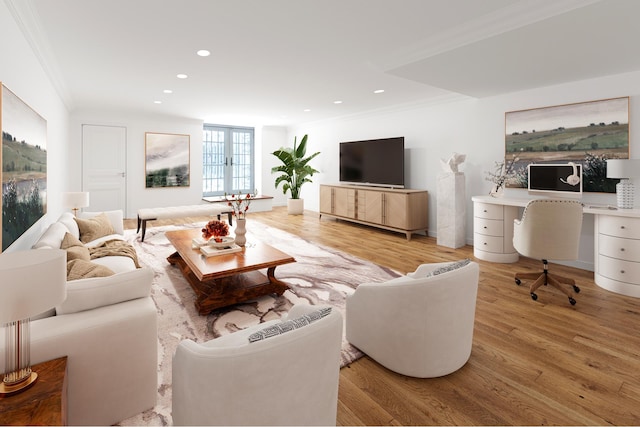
xmin=165 ymin=228 xmax=296 ymax=314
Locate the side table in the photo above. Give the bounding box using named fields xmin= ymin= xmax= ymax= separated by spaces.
xmin=0 ymin=356 xmax=68 ymax=426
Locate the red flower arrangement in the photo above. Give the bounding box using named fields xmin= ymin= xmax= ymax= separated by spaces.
xmin=224 ymin=190 xmax=257 ymax=219
xmin=202 ymin=220 xmax=229 ymax=241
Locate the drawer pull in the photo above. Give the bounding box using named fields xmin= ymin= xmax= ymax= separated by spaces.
xmin=620 ymin=225 xmax=626 ymax=230
xmin=483 ymin=209 xmax=488 ymax=213
xmin=620 ymin=248 xmax=625 ymax=252
xmin=484 ymin=242 xmax=488 ymax=246
xmin=621 ymin=270 xmax=626 ymax=274
xmin=484 ymin=226 xmax=488 ymax=229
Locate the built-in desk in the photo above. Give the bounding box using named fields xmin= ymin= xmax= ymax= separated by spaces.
xmin=472 ymin=195 xmax=640 ymax=298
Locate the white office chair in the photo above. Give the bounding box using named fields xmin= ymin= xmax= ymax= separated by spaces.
xmin=513 ymin=199 xmax=583 ymax=305
xmin=346 ymin=260 xmax=479 ymax=378
xmin=171 ymin=304 xmax=343 ymax=426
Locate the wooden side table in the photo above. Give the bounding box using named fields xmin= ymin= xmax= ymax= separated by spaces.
xmin=0 ymin=356 xmax=68 ymax=426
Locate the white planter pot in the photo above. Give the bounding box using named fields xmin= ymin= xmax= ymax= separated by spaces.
xmin=287 ymin=198 xmax=304 ymax=215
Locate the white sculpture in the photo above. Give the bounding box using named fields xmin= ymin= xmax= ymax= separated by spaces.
xmin=440 ymin=152 xmax=467 ymax=173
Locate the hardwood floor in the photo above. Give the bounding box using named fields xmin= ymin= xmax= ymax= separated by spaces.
xmin=124 ymin=207 xmax=640 ymax=425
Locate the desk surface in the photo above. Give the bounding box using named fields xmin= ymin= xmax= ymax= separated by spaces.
xmin=472 ymin=195 xmax=640 ymax=218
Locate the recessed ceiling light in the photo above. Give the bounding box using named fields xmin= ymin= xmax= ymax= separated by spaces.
xmin=334 ymin=100 xmax=343 ymax=104
xmin=303 ymin=109 xmax=311 ymax=112
xmin=373 ymin=89 xmax=385 ymax=94
xmin=154 ymin=101 xmax=162 ymax=104
xmin=177 ymin=74 xmax=188 ymax=79
xmin=197 ymin=50 xmax=211 ymax=57
xmin=163 ymin=89 xmax=173 ymax=94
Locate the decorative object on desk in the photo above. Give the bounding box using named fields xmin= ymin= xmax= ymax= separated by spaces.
xmin=200 ymin=243 xmax=242 ymax=257
xmin=486 ymin=155 xmax=519 ymax=197
xmin=234 ymin=218 xmax=247 ymax=246
xmin=62 ymin=191 xmax=89 ymax=217
xmin=224 ymin=189 xmax=257 ymax=219
xmin=606 ymin=159 xmax=640 ymax=209
xmin=208 ymin=235 xmax=235 ymax=248
xmin=271 ymin=134 xmax=321 ymax=215
xmin=0 ymin=249 xmax=66 ymax=395
xmin=504 ymin=97 xmax=629 ymax=192
xmin=201 ymin=219 xmax=229 ymax=241
xmin=439 ymin=152 xmax=466 ymax=173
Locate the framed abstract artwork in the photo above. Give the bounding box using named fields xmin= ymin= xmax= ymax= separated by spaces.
xmin=504 ymin=97 xmax=629 ymax=192
xmin=1 ymin=83 xmax=48 ymax=252
xmin=145 ymin=132 xmax=190 ymax=188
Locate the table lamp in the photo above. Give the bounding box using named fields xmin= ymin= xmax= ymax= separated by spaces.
xmin=606 ymin=159 xmax=640 ymax=209
xmin=0 ymin=249 xmax=66 ymax=395
xmin=62 ymin=192 xmax=90 ymax=216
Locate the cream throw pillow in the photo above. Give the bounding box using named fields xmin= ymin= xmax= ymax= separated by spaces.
xmin=75 ymin=212 xmax=115 ymax=244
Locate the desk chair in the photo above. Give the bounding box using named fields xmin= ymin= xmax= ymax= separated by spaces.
xmin=513 ymin=199 xmax=583 ymax=305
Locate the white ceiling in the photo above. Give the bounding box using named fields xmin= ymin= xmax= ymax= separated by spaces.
xmin=8 ymin=0 xmax=640 ymax=127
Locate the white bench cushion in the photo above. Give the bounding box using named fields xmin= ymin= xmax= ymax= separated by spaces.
xmin=138 ymin=203 xmax=228 ymax=220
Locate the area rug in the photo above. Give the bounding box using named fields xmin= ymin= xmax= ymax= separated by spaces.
xmin=119 ymin=220 xmax=400 ymax=426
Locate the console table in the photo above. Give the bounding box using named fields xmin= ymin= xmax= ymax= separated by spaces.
xmin=472 ymin=195 xmax=640 ymax=298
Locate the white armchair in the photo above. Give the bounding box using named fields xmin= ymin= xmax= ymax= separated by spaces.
xmin=346 ymin=260 xmax=479 ymax=378
xmin=171 ymin=304 xmax=343 ymax=426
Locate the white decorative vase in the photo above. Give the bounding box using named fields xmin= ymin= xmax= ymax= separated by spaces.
xmin=490 ymin=184 xmax=505 ymax=198
xmin=287 ymin=198 xmax=304 ymax=215
xmin=234 ymin=218 xmax=247 ymax=246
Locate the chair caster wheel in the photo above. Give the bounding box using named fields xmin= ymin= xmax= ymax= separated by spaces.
xmin=569 ymin=297 xmax=576 ymax=305
xmin=530 ymin=292 xmax=537 ymax=301
xmin=573 ymin=285 xmax=580 ymax=293
xmin=515 ymin=278 xmax=521 ymax=286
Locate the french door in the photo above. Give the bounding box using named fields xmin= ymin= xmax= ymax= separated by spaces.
xmin=202 ymin=125 xmax=254 ymax=197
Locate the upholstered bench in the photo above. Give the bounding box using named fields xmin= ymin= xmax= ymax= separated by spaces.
xmin=137 ymin=204 xmax=231 ymax=241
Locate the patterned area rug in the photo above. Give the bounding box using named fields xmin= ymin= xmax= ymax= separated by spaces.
xmin=120 ymin=220 xmax=400 ymax=426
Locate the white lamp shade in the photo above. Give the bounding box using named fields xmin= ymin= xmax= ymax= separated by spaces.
xmin=606 ymin=159 xmax=640 ymax=179
xmin=0 ymin=249 xmax=67 ymax=323
xmin=62 ymin=191 xmax=90 ymax=209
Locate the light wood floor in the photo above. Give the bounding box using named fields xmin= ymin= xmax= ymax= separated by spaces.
xmin=124 ymin=207 xmax=640 ymax=426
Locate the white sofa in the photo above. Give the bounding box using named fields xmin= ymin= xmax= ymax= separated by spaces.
xmin=346 ymin=260 xmax=479 ymax=378
xmin=0 ymin=210 xmax=157 ymax=426
xmin=172 ymin=304 xmax=343 ymax=426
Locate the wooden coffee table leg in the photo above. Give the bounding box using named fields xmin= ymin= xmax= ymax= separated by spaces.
xmin=267 ymin=266 xmax=289 ymax=295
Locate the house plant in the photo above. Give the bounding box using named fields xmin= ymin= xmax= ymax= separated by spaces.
xmin=271 ymin=134 xmax=321 ymax=214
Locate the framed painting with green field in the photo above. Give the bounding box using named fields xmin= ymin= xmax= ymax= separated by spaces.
xmin=145 ymin=132 xmax=190 ymax=188
xmin=1 ymin=83 xmax=48 ymax=252
xmin=504 ymin=97 xmax=629 ymax=193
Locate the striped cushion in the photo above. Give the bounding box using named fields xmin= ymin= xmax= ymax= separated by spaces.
xmin=248 ymin=307 xmax=332 ymax=343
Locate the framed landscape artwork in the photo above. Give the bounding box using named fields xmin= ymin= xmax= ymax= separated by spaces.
xmin=504 ymin=97 xmax=629 ymax=192
xmin=1 ymin=83 xmax=48 ymax=252
xmin=145 ymin=132 xmax=190 ymax=188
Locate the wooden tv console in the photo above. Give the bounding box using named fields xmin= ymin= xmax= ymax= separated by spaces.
xmin=319 ymin=184 xmax=428 ymax=240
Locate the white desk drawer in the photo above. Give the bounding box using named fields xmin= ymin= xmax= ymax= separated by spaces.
xmin=474 ymin=217 xmax=504 ymax=237
xmin=598 ymin=255 xmax=640 ymax=285
xmin=598 ymin=234 xmax=640 ymax=262
xmin=598 ymin=216 xmax=640 ymax=239
xmin=474 ymin=202 xmax=504 ymax=220
xmin=473 ymin=233 xmax=504 ymax=253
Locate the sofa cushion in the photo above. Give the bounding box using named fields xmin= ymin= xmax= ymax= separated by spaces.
xmin=56 ymin=267 xmax=153 ymax=315
xmin=75 ymin=212 xmax=115 ymax=244
xmin=33 ymin=222 xmax=68 ymax=249
xmin=78 ymin=210 xmax=124 ymax=236
xmin=67 ymin=259 xmax=115 ymax=281
xmin=248 ymin=307 xmax=332 ymax=343
xmin=58 ymin=212 xmax=80 ymax=239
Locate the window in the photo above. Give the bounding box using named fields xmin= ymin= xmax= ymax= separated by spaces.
xmin=203 ymin=124 xmax=255 ymax=197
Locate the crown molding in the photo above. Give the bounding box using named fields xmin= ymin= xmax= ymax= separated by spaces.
xmin=4 ymin=0 xmax=74 ymax=109
xmin=378 ymin=0 xmax=602 ymax=73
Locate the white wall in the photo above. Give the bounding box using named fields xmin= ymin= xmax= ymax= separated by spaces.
xmin=288 ymin=70 xmax=640 ymax=271
xmin=0 ymin=2 xmax=70 ymax=252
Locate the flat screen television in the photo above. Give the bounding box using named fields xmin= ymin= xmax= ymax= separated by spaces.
xmin=528 ymin=163 xmax=582 ymax=198
xmin=339 ymin=137 xmax=404 ymax=188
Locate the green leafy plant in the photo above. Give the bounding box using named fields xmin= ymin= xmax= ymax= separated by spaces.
xmin=271 ymin=134 xmax=320 ymax=199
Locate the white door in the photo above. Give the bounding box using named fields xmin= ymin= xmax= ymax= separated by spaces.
xmin=82 ymin=125 xmax=127 ymax=213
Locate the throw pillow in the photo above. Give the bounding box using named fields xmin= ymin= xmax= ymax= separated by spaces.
xmin=75 ymin=212 xmax=115 ymax=244
xmin=248 ymin=307 xmax=332 ymax=343
xmin=65 ymin=246 xmax=91 ymax=262
xmin=60 ymin=231 xmax=84 ymax=249
xmin=428 ymin=258 xmax=471 ymax=277
xmin=67 ymin=259 xmax=115 ymax=281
